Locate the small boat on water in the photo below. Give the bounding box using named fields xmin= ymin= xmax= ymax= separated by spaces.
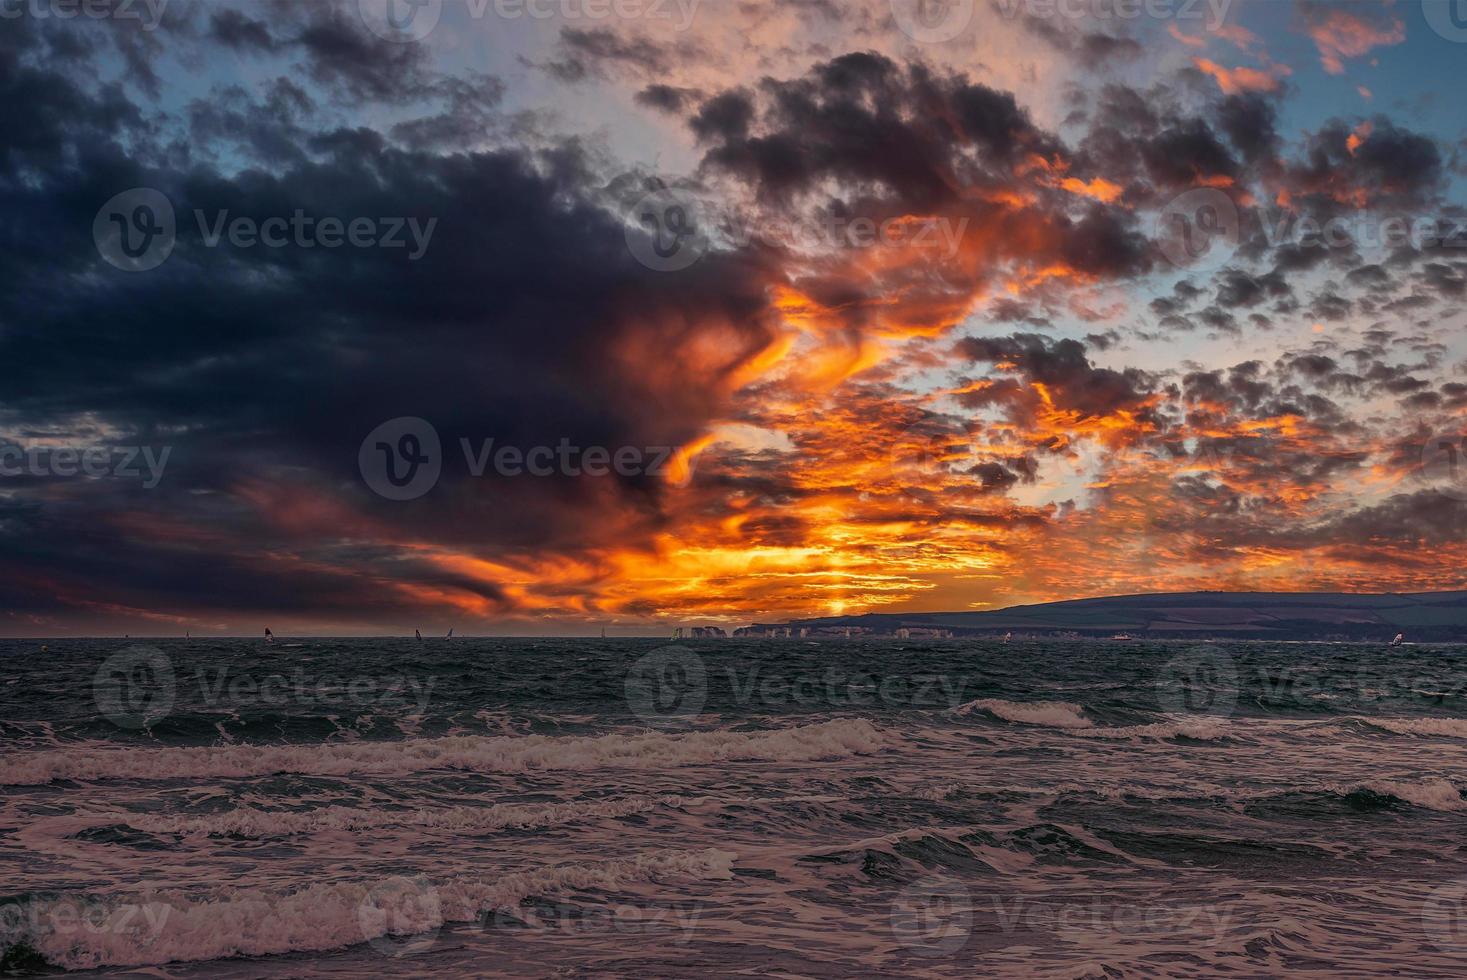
xmin=415 ymin=629 xmax=422 ymax=641
xmin=265 ymin=627 xmax=274 ymax=644
xmin=1390 ymin=632 xmax=1405 ymax=648
xmin=445 ymin=628 xmax=455 ymax=640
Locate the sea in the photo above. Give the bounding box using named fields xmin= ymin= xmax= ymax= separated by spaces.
xmin=3 ymin=637 xmax=1467 ymax=977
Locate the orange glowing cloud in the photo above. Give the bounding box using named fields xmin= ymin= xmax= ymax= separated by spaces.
xmin=1169 ymin=22 xmax=1258 ymax=50
xmin=1167 ymin=23 xmax=1207 ymax=48
xmin=1304 ymin=8 xmax=1404 ymax=75
xmin=1059 ymin=176 xmax=1125 ymax=204
xmin=1193 ymin=57 xmax=1292 ymax=95
xmin=1346 ymin=121 xmax=1373 ymax=156
xmin=1214 ymin=23 xmax=1261 ymax=50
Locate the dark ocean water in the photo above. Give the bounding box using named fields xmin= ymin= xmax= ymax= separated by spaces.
xmin=4 ymin=637 xmax=1467 ymax=977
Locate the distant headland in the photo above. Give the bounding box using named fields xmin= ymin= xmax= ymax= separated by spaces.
xmin=709 ymin=591 xmax=1467 ymax=643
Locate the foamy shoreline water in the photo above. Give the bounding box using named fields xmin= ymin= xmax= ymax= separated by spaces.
xmin=5 ymin=637 xmax=1467 ymax=976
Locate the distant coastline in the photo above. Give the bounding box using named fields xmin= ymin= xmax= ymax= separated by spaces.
xmin=728 ymin=590 xmax=1467 ymax=643
xmin=8 ymin=591 xmax=1467 ymax=642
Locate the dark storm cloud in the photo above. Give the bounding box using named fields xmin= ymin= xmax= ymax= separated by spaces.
xmin=208 ymin=8 xmax=281 ymax=52
xmin=690 ymin=52 xmax=1061 ymax=206
xmin=679 ymin=50 xmax=1156 ymax=307
xmin=296 ymin=8 xmax=437 ymax=102
xmin=955 ymin=333 xmax=1159 ymax=423
xmin=1281 ymin=118 xmax=1443 ymax=208
xmin=534 ymin=26 xmax=673 ymax=82
xmin=1323 ymin=491 xmax=1467 ymax=546
xmin=4 ymin=6 xmax=1463 ymax=627
xmin=1139 ymin=118 xmax=1239 ymax=188
xmin=1216 ymin=268 xmax=1290 ymax=308
xmin=1013 ymin=12 xmax=1143 ymax=68
xmin=0 ymin=16 xmax=784 ymax=625
xmin=636 ymin=83 xmax=703 ymax=114
xmin=1215 ymin=94 xmax=1279 ymax=165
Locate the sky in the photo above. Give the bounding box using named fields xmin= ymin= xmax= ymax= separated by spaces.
xmin=2 ymin=0 xmax=1467 ymax=636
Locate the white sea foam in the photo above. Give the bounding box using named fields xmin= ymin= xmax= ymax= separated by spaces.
xmin=1359 ymin=717 xmax=1467 ymax=739
xmin=1329 ymin=777 xmax=1466 ymax=812
xmin=952 ymin=698 xmax=1236 ymax=740
xmin=5 ymin=848 xmax=736 ymax=970
xmin=110 ymin=795 xmax=688 ymax=838
xmin=954 ymin=698 xmax=1093 ymax=729
xmin=0 ymin=718 xmax=884 ymax=786
xmin=1070 ymin=717 xmax=1235 ymax=741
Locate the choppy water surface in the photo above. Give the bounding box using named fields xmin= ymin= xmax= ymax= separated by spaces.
xmin=4 ymin=637 xmax=1467 ymax=977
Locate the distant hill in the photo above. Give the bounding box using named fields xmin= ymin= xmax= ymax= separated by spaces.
xmin=777 ymin=591 xmax=1467 ymax=642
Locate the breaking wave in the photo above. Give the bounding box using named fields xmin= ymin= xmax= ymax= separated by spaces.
xmin=0 ymin=719 xmax=885 ymax=786
xmin=1324 ymin=777 xmax=1466 ymax=812
xmin=1069 ymin=717 xmax=1236 ymax=741
xmin=954 ymin=698 xmax=1092 ymax=729
xmin=106 ymin=795 xmax=689 ymax=839
xmin=1 ymin=848 xmax=736 ymax=971
xmin=1357 ymin=717 xmax=1467 ymax=739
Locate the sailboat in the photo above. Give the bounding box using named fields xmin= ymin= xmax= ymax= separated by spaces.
xmin=1390 ymin=632 xmax=1405 ymax=648
xmin=1002 ymin=632 xmax=1012 ymax=644
xmin=445 ymin=628 xmax=455 ymax=640
xmin=600 ymin=627 xmax=606 ymax=639
xmin=264 ymin=627 xmax=274 ymax=644
xmin=415 ymin=629 xmax=422 ymax=641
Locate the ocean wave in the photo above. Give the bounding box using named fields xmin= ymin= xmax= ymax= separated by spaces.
xmin=1357 ymin=717 xmax=1467 ymax=739
xmin=950 ymin=700 xmax=1244 ymax=740
xmin=2 ymin=848 xmax=736 ymax=971
xmin=106 ymin=795 xmax=689 ymax=839
xmin=1323 ymin=777 xmax=1466 ymax=812
xmin=798 ymin=821 xmax=1138 ymax=878
xmin=1069 ymin=717 xmax=1235 ymax=741
xmin=1035 ymin=777 xmax=1465 ymax=813
xmin=953 ymin=698 xmax=1092 ymax=729
xmin=0 ymin=718 xmax=884 ymax=786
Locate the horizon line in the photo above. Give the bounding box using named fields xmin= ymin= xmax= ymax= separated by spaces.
xmin=5 ymin=587 xmax=1464 ymax=640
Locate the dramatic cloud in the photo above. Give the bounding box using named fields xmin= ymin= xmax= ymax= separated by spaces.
xmin=1298 ymin=2 xmax=1405 ymax=75
xmin=0 ymin=1 xmax=1463 ymax=634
